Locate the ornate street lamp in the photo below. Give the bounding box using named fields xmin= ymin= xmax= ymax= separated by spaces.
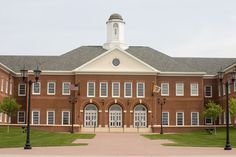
xmin=68 ymin=96 xmax=77 ymax=133
xmin=218 ymin=66 xmax=236 ymax=150
xmin=20 ymin=66 xmax=41 ymax=149
xmin=157 ymin=98 xmax=166 ymax=134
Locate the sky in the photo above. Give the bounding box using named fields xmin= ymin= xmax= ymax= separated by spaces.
xmin=0 ymin=0 xmax=236 ymax=57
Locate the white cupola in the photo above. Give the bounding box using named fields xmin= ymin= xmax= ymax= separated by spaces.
xmin=103 ymin=13 xmax=129 ymax=50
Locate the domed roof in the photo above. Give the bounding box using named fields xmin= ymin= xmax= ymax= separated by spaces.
xmin=109 ymin=13 xmax=123 ymax=20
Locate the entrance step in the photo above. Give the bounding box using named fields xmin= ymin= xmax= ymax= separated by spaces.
xmin=80 ymin=127 xmax=152 ymax=133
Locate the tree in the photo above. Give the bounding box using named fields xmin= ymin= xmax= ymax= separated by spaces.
xmin=0 ymin=97 xmax=21 ymax=133
xmin=229 ymin=98 xmax=236 ymax=127
xmin=203 ymin=101 xmax=223 ymax=135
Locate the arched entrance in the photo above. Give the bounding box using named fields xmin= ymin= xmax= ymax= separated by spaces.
xmin=134 ymin=104 xmax=147 ymax=128
xmin=109 ymin=104 xmax=122 ymax=127
xmin=84 ymin=104 xmax=98 ymax=127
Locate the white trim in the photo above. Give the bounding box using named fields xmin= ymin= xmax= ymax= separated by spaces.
xmin=162 ymin=112 xmax=169 ymax=126
xmin=234 ymin=81 xmax=236 ymax=92
xmin=72 ymin=47 xmax=159 ymax=73
xmin=32 ymin=82 xmax=41 ymax=95
xmin=136 ymin=82 xmax=145 ymax=98
xmin=5 ymin=80 xmax=8 ymax=94
xmin=9 ymin=82 xmax=12 ymax=95
xmin=32 ymin=110 xmax=40 ymax=125
xmin=62 ymin=111 xmax=70 ymax=125
xmin=204 ymin=85 xmax=212 ymax=98
xmin=176 ymin=112 xmax=184 ymax=126
xmin=191 ymin=112 xmax=199 ymax=126
xmin=18 ymin=83 xmax=26 ymax=96
xmin=15 ymin=71 xmax=74 ymax=76
xmin=0 ymin=113 xmax=2 ymax=122
xmin=1 ymin=79 xmax=4 ymax=92
xmin=161 ymin=83 xmax=169 ymax=96
xmin=17 ymin=111 xmax=25 ymax=124
xmin=87 ymin=82 xmax=95 ymax=97
xmin=124 ymin=82 xmax=132 ymax=98
xmin=75 ymin=72 xmax=158 ymax=75
xmin=112 ymin=82 xmax=120 ymax=97
xmin=47 ymin=111 xmax=55 ymax=125
xmin=0 ymin=63 xmax=16 ymax=74
xmin=100 ymin=82 xmax=108 ymax=97
xmin=176 ymin=83 xmax=184 ymax=96
xmin=158 ymin=72 xmax=206 ymax=76
xmin=62 ymin=82 xmax=71 ymax=95
xmin=190 ymin=83 xmax=199 ymax=96
xmin=47 ymin=82 xmax=56 ymax=95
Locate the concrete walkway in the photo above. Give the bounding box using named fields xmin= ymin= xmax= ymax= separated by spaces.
xmin=0 ymin=133 xmax=236 ymax=156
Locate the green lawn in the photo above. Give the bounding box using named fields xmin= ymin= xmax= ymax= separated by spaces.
xmin=0 ymin=126 xmax=95 ymax=148
xmin=143 ymin=128 xmax=236 ymax=148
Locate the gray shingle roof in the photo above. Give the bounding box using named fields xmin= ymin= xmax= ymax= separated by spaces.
xmin=0 ymin=46 xmax=235 ymax=75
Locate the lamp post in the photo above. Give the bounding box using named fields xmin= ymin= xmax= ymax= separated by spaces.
xmin=218 ymin=66 xmax=236 ymax=150
xmin=68 ymin=96 xmax=77 ymax=133
xmin=20 ymin=66 xmax=41 ymax=150
xmin=157 ymin=98 xmax=166 ymax=134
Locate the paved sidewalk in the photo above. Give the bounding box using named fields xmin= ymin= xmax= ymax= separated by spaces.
xmin=0 ymin=133 xmax=236 ymax=156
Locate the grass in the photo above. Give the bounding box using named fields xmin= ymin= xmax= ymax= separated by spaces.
xmin=0 ymin=126 xmax=95 ymax=148
xmin=143 ymin=128 xmax=236 ymax=148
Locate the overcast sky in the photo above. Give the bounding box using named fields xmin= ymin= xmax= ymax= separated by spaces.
xmin=0 ymin=0 xmax=236 ymax=57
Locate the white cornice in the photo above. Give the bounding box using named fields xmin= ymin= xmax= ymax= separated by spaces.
xmin=158 ymin=72 xmax=206 ymax=77
xmin=0 ymin=62 xmax=16 ymax=75
xmin=15 ymin=71 xmax=74 ymax=77
xmin=75 ymin=71 xmax=158 ymax=75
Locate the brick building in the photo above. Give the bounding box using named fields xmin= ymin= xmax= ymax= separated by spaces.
xmin=0 ymin=14 xmax=236 ymax=132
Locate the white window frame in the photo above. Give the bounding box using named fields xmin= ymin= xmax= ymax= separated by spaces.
xmin=5 ymin=80 xmax=8 ymax=94
xmin=176 ymin=83 xmax=184 ymax=96
xmin=190 ymin=83 xmax=199 ymax=96
xmin=17 ymin=111 xmax=25 ymax=124
xmin=218 ymin=84 xmax=221 ymax=97
xmin=234 ymin=81 xmax=236 ymax=92
xmin=62 ymin=82 xmax=71 ymax=95
xmin=137 ymin=82 xmax=145 ymax=98
xmin=62 ymin=111 xmax=70 ymax=125
xmin=176 ymin=112 xmax=184 ymax=126
xmin=0 ymin=113 xmax=3 ymax=122
xmin=4 ymin=114 xmax=7 ymax=123
xmin=32 ymin=82 xmax=41 ymax=95
xmin=191 ymin=112 xmax=199 ymax=126
xmin=112 ymin=82 xmax=120 ymax=97
xmin=1 ymin=79 xmax=3 ymax=92
xmin=32 ymin=111 xmax=40 ymax=125
xmin=124 ymin=82 xmax=132 ymax=98
xmin=228 ymin=80 xmax=231 ymax=94
xmin=87 ymin=82 xmax=95 ymax=97
xmin=9 ymin=82 xmax=12 ymax=95
xmin=18 ymin=83 xmax=26 ymax=96
xmin=47 ymin=111 xmax=55 ymax=125
xmin=47 ymin=82 xmax=56 ymax=95
xmin=100 ymin=82 xmax=108 ymax=97
xmin=223 ymin=84 xmax=226 ymax=95
xmin=161 ymin=83 xmax=169 ymax=96
xmin=204 ymin=85 xmax=212 ymax=98
xmin=162 ymin=112 xmax=169 ymax=126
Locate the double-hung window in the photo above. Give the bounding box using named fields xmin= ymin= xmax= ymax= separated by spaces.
xmin=124 ymin=82 xmax=132 ymax=98
xmin=18 ymin=84 xmax=26 ymax=96
xmin=228 ymin=80 xmax=231 ymax=94
xmin=47 ymin=111 xmax=55 ymax=125
xmin=162 ymin=112 xmax=169 ymax=126
xmin=47 ymin=82 xmax=56 ymax=95
xmin=62 ymin=82 xmax=71 ymax=95
xmin=176 ymin=83 xmax=184 ymax=96
xmin=137 ymin=82 xmax=145 ymax=98
xmin=223 ymin=84 xmax=226 ymax=95
xmin=176 ymin=112 xmax=184 ymax=126
xmin=112 ymin=82 xmax=120 ymax=97
xmin=62 ymin=111 xmax=70 ymax=125
xmin=17 ymin=111 xmax=25 ymax=123
xmin=32 ymin=111 xmax=40 ymax=125
xmin=87 ymin=82 xmax=95 ymax=97
xmin=5 ymin=80 xmax=8 ymax=94
xmin=100 ymin=82 xmax=108 ymax=97
xmin=204 ymin=85 xmax=212 ymax=97
xmin=205 ymin=117 xmax=213 ymax=125
xmin=9 ymin=82 xmax=12 ymax=95
xmin=32 ymin=82 xmax=41 ymax=95
xmin=234 ymin=81 xmax=236 ymax=92
xmin=191 ymin=112 xmax=199 ymax=126
xmin=161 ymin=83 xmax=169 ymax=96
xmin=218 ymin=84 xmax=221 ymax=96
xmin=1 ymin=79 xmax=3 ymax=92
xmin=190 ymin=83 xmax=198 ymax=96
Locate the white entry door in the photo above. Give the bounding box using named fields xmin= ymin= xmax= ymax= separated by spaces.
xmin=84 ymin=104 xmax=98 ymax=127
xmin=109 ymin=104 xmax=122 ymax=127
xmin=134 ymin=104 xmax=147 ymax=128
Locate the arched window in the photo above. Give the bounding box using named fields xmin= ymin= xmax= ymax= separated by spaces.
xmin=109 ymin=104 xmax=122 ymax=127
xmin=84 ymin=104 xmax=98 ymax=127
xmin=134 ymin=104 xmax=147 ymax=128
xmin=113 ymin=23 xmax=119 ymax=39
